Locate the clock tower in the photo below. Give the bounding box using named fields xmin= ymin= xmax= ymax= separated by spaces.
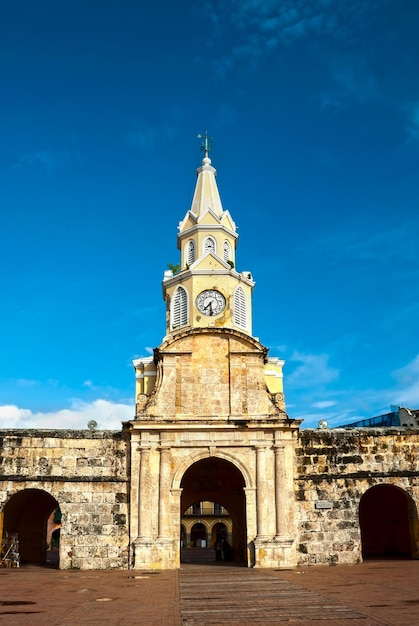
xmin=133 ymin=135 xmax=286 ymax=418
xmin=162 ymin=134 xmax=254 ymax=338
xmin=126 ymin=138 xmax=300 ymax=572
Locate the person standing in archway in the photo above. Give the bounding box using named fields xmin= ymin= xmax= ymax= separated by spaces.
xmin=215 ymin=536 xmax=223 ymax=561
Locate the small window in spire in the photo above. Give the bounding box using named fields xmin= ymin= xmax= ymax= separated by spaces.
xmin=234 ymin=286 xmax=247 ymax=330
xmin=204 ymin=236 xmax=216 ymax=255
xmin=186 ymin=240 xmax=195 ymax=265
xmin=223 ymin=240 xmax=231 ymax=262
xmin=171 ymin=286 xmax=188 ymax=329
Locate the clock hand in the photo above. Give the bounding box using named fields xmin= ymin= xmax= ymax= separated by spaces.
xmin=202 ymin=298 xmax=217 ymax=315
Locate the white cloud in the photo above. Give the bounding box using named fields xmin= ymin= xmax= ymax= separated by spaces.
xmin=15 ymin=378 xmax=39 ymax=388
xmin=10 ymin=150 xmax=72 ymax=174
xmin=392 ymin=355 xmax=419 ymax=385
xmin=406 ymin=103 xmax=419 ymax=141
xmin=312 ymin=400 xmax=337 ymax=409
xmin=125 ymin=118 xmax=179 ymax=153
xmin=319 ymin=96 xmax=343 ymax=110
xmin=0 ymin=399 xmax=133 ymax=430
xmin=197 ymin=0 xmax=398 ymax=120
xmin=287 ymin=351 xmax=339 ymax=389
xmin=391 ymin=356 xmax=419 ymax=407
xmin=199 ymin=0 xmax=389 ymax=65
xmin=46 ymin=379 xmax=60 ymax=387
xmin=126 ymin=127 xmax=158 ymax=151
xmin=288 ymin=353 xmax=419 ymax=428
xmin=329 ymin=57 xmax=378 ymax=101
xmin=300 ymin=218 xmax=419 ymax=280
xmin=0 ymin=405 xmax=33 ymax=428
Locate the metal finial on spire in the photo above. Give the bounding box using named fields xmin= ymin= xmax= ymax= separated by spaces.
xmin=197 ymin=131 xmax=213 ymax=157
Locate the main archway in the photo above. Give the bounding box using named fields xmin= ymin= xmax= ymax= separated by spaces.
xmin=180 ymin=457 xmax=247 ymax=564
xmin=3 ymin=489 xmax=59 ymax=566
xmin=359 ymin=484 xmax=418 ymax=559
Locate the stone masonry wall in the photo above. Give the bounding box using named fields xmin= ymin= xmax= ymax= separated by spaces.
xmin=3 ymin=425 xmax=419 ymax=570
xmin=142 ymin=329 xmax=280 ymax=420
xmin=295 ymin=428 xmax=419 ymax=566
xmin=0 ymin=430 xmax=129 ymax=570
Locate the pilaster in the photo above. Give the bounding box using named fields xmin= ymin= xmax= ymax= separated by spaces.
xmin=157 ymin=445 xmax=172 ymax=540
xmin=255 ymin=444 xmax=269 ymax=539
xmin=137 ymin=443 xmax=152 ymax=542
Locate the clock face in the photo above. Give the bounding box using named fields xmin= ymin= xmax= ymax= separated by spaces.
xmin=196 ymin=289 xmax=226 ymax=316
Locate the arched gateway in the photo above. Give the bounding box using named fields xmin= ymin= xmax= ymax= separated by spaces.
xmin=180 ymin=457 xmax=247 ymax=563
xmin=124 ymin=145 xmax=301 ymax=570
xmin=127 ymin=427 xmax=299 ymax=570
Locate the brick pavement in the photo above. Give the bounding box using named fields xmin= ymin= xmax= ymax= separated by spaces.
xmin=0 ymin=567 xmax=181 ymax=625
xmin=275 ymin=560 xmax=419 ymax=626
xmin=0 ymin=561 xmax=418 ymax=625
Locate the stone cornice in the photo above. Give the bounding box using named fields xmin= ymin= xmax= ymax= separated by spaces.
xmin=157 ymin=326 xmax=268 ymax=354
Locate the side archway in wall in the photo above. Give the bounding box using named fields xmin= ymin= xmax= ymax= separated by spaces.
xmin=2 ymin=488 xmax=59 ymax=565
xmin=359 ymin=484 xmax=418 ymax=559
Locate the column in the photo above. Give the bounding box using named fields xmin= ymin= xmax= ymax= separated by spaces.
xmin=157 ymin=445 xmax=171 ymax=540
xmin=130 ymin=438 xmax=141 ymax=542
xmin=137 ymin=443 xmax=152 ymax=541
xmin=274 ymin=444 xmax=286 ymax=537
xmin=255 ymin=444 xmax=269 ymax=538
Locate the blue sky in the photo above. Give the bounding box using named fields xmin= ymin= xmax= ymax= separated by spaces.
xmin=1 ymin=0 xmax=418 ymax=429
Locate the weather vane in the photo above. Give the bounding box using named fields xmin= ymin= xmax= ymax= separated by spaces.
xmin=197 ymin=131 xmax=213 ymax=157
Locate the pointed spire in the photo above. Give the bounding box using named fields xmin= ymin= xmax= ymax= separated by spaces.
xmin=190 ymin=132 xmax=223 ymax=218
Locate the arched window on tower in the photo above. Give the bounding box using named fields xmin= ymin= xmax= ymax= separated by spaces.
xmin=223 ymin=240 xmax=232 ymax=262
xmin=186 ymin=240 xmax=195 ymax=266
xmin=171 ymin=286 xmax=188 ymax=329
xmin=234 ymin=286 xmax=247 ymax=330
xmin=204 ymin=236 xmax=216 ymax=255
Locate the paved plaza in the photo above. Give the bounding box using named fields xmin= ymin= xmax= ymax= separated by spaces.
xmin=0 ymin=560 xmax=418 ymax=625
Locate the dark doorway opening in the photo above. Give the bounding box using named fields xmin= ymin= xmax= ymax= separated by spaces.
xmin=359 ymin=484 xmax=418 ymax=559
xmin=3 ymin=489 xmax=59 ymax=566
xmin=190 ymin=522 xmax=206 ymax=547
xmin=180 ymin=457 xmax=247 ymax=565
